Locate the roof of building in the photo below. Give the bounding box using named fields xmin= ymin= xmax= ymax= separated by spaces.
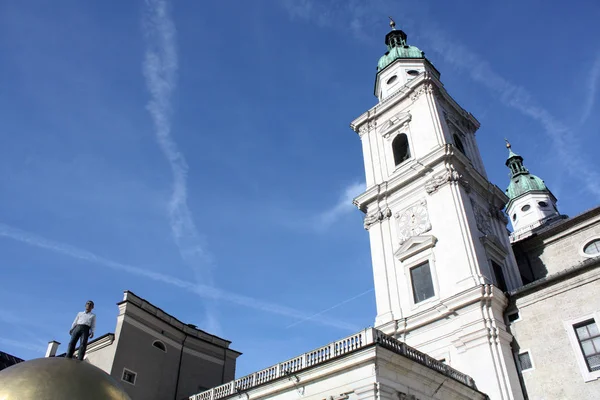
xmin=504 ymin=143 xmax=550 ymax=202
xmin=119 ymin=290 xmax=240 ymax=353
xmin=377 ymin=21 xmax=424 ymax=72
xmin=0 ymin=350 xmax=24 ymax=371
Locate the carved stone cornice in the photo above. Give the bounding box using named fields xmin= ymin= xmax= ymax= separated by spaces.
xmin=424 ymin=166 xmax=469 ymax=195
xmin=364 ymin=207 xmax=392 ymax=230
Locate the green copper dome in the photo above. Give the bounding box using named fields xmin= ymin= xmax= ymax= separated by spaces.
xmin=378 ymin=46 xmax=425 ymax=71
xmin=504 ymin=142 xmax=549 ymax=200
xmin=506 ymin=174 xmax=548 ymax=199
xmin=376 ymin=21 xmax=424 ymax=72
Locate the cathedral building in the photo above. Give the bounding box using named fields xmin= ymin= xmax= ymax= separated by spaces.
xmin=188 ymin=20 xmax=600 ymax=400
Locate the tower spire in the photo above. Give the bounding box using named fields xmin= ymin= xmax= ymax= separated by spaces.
xmin=504 ymin=139 xmax=528 ymax=177
xmin=388 ymin=16 xmax=396 ymax=30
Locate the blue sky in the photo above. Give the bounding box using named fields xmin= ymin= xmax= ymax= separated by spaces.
xmin=1 ymin=0 xmax=599 ymax=379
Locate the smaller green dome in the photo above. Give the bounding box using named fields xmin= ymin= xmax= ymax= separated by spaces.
xmin=376 ymin=23 xmax=425 ymax=72
xmin=506 ymin=174 xmax=548 ymax=200
xmin=377 ymin=46 xmax=424 ymax=71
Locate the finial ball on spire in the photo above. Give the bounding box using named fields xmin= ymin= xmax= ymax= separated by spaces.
xmin=388 ymin=16 xmax=396 ymax=30
xmin=504 ymin=138 xmax=511 ymax=149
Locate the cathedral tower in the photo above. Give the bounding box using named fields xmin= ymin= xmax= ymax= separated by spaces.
xmin=504 ymin=141 xmax=562 ymax=241
xmin=350 ymin=20 xmax=524 ymax=400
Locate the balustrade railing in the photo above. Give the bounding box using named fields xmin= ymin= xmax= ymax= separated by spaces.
xmin=189 ymin=328 xmax=476 ymax=400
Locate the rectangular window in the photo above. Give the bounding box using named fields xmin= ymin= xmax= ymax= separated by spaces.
xmin=122 ymin=368 xmax=137 ymax=385
xmin=410 ymin=262 xmax=435 ymax=303
xmin=518 ymin=352 xmax=533 ymax=371
xmin=491 ymin=260 xmax=508 ymax=292
xmin=574 ymin=320 xmax=600 ymax=372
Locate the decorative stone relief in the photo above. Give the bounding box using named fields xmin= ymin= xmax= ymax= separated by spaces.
xmin=378 ymin=112 xmax=411 ymax=139
xmin=395 ymin=199 xmax=432 ymax=244
xmin=471 ymin=199 xmax=492 ymax=235
xmin=410 ymin=83 xmax=434 ymax=101
xmin=364 ymin=207 xmax=392 ymax=230
xmin=424 ymin=167 xmax=469 ymax=194
xmin=357 ymin=119 xmax=377 ymax=136
xmin=443 ymin=108 xmax=476 ymax=135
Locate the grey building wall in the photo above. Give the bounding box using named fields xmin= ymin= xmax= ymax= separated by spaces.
xmin=507 ymin=207 xmax=600 ymax=399
xmin=111 ymin=319 xmax=182 ymax=400
xmin=508 ymin=264 xmax=600 ymax=399
xmin=512 ymin=207 xmax=600 ymax=282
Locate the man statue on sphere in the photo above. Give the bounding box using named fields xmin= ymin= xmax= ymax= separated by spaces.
xmin=66 ymin=300 xmax=96 ymax=360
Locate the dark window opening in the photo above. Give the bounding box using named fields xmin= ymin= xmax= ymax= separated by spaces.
xmin=538 ymin=201 xmax=548 ymax=208
xmin=508 ymin=312 xmax=520 ymax=323
xmin=152 ymin=340 xmax=167 ymax=352
xmin=574 ymin=320 xmax=600 ymax=372
xmin=518 ymin=352 xmax=533 ymax=371
xmin=491 ymin=260 xmax=508 ymax=292
xmin=392 ymin=134 xmax=411 ymax=166
xmin=410 ymin=262 xmax=435 ymax=303
xmin=453 ymin=134 xmax=466 ymax=155
xmin=386 ymin=75 xmax=398 ymax=85
xmin=521 ymin=204 xmax=531 ymax=212
xmin=122 ymin=369 xmax=137 ymax=385
xmin=512 ymin=214 xmax=517 ymax=221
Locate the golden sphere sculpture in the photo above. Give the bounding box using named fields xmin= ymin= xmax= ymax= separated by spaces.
xmin=0 ymin=357 xmax=131 ymax=400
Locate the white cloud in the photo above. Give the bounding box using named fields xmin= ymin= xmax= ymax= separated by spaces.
xmin=314 ymin=181 xmax=365 ymax=230
xmin=0 ymin=223 xmax=361 ymax=332
xmin=581 ymin=53 xmax=600 ymax=124
xmin=142 ymin=0 xmax=218 ymax=329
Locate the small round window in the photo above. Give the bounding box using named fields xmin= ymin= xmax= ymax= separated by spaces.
xmin=583 ymin=239 xmax=600 ymax=256
xmin=512 ymin=214 xmax=517 ymax=221
xmin=386 ymin=75 xmax=398 ymax=85
xmin=152 ymin=340 xmax=167 ymax=352
xmin=538 ymin=201 xmax=548 ymax=208
xmin=406 ymin=70 xmax=420 ymax=76
xmin=521 ymin=205 xmax=531 ymax=212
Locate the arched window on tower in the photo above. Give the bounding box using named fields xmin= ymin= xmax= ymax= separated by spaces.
xmin=453 ymin=134 xmax=466 ymax=155
xmin=392 ymin=134 xmax=411 ymax=166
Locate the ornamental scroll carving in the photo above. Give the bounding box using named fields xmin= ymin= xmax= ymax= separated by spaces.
xmin=471 ymin=199 xmax=492 ymax=236
xmin=410 ymin=83 xmax=435 ymax=101
xmin=363 ymin=207 xmax=392 ymax=230
xmin=424 ymin=167 xmax=469 ymax=195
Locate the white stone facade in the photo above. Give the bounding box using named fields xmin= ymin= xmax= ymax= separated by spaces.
xmin=351 ymin=57 xmax=523 ymax=400
xmin=190 ymin=329 xmax=487 ymax=400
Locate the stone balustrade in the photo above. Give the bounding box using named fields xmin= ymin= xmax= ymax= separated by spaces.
xmin=189 ymin=328 xmax=475 ymax=400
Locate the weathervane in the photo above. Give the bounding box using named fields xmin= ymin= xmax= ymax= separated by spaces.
xmin=389 ymin=16 xmax=396 ymax=30
xmin=504 ymin=138 xmax=511 ymax=149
